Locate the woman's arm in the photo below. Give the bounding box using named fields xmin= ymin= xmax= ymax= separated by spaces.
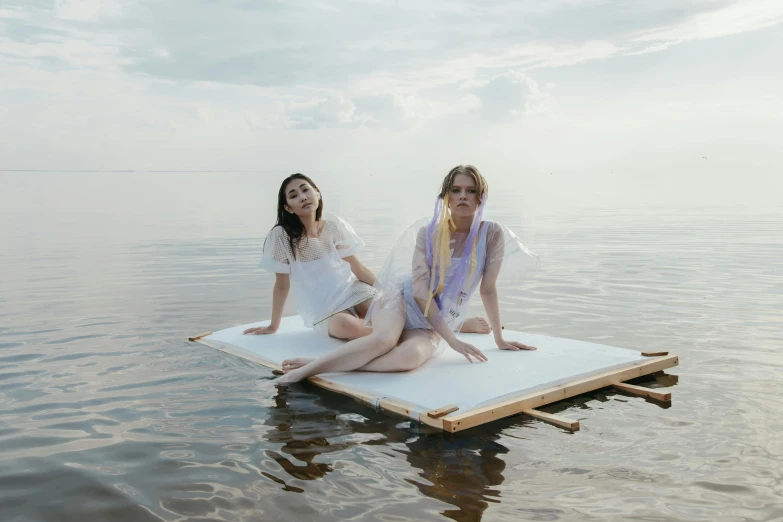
xmin=480 ymin=262 xmax=536 ymax=351
xmin=344 ymin=255 xmax=376 ymax=286
xmin=244 ymin=273 xmax=291 ymax=334
xmin=479 ymin=266 xmax=504 ymax=345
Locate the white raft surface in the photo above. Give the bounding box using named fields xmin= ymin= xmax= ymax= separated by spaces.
xmin=194 ymin=316 xmax=678 ymax=432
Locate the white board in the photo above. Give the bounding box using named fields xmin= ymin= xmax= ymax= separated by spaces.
xmin=198 ymin=316 xmax=652 ymax=420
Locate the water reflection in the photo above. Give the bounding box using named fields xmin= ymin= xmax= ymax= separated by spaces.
xmin=403 ymin=434 xmax=508 ymax=521
xmin=263 ymin=385 xmax=514 ymax=521
xmin=261 ymin=387 xmax=340 ymax=485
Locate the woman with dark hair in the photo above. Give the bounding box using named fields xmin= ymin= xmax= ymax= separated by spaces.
xmin=243 ymin=173 xmax=377 ymax=340
xmin=277 ymin=165 xmax=540 ymax=383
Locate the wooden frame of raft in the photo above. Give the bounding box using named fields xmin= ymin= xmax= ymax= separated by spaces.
xmin=190 ymin=332 xmax=678 ymax=433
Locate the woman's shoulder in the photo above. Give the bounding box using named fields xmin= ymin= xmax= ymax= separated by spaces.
xmin=321 ymin=213 xmax=353 ymax=230
xmin=481 ymin=219 xmax=503 ymax=233
xmin=319 ymin=215 xmax=349 ymax=238
xmin=321 ymin=215 xmax=340 ymax=227
xmin=267 ymin=224 xmax=288 ymax=239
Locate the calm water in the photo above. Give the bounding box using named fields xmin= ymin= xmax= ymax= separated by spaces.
xmin=1 ymin=172 xmax=782 ymax=521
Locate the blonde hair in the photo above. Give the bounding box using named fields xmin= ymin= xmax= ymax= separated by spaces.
xmin=423 ymin=165 xmax=489 ymax=316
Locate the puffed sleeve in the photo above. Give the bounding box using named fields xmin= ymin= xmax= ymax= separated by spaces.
xmin=260 ymin=226 xmax=291 ymax=274
xmin=330 ymin=216 xmax=365 ymax=258
xmin=483 ymin=220 xmax=540 ymax=282
xmin=411 ymin=226 xmax=432 ymax=301
xmin=483 ymin=221 xmax=506 ymax=274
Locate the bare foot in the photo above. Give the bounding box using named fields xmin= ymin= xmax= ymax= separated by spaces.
xmin=276 ymin=368 xmax=306 ymax=384
xmin=460 ymin=317 xmax=491 ymax=334
xmin=281 ymin=357 xmax=315 ymax=374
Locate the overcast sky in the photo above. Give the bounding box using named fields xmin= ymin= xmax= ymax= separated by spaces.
xmin=1 ymin=0 xmax=781 ymax=208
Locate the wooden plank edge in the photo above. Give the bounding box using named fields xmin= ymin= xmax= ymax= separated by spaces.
xmin=613 ymin=382 xmax=672 ymax=402
xmin=427 ymin=405 xmax=459 ymax=419
xmin=521 ymin=408 xmax=580 ymax=431
xmin=441 ymin=354 xmax=678 ymax=433
xmin=641 ymin=351 xmax=669 ymax=357
xmin=309 ymin=376 xmax=444 ymax=429
xmin=188 ymin=331 xmax=213 ymax=342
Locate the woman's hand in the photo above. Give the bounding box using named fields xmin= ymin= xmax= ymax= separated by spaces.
xmin=496 ymin=339 xmax=537 ymax=351
xmin=243 ymin=325 xmax=278 ymax=335
xmin=449 ymin=339 xmax=488 ymax=363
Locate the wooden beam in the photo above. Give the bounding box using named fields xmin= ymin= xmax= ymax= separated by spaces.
xmin=655 ymin=373 xmax=679 ymax=385
xmin=641 ymin=351 xmax=669 ymax=357
xmin=521 ymin=408 xmax=580 ymax=431
xmin=427 ymin=405 xmax=459 ymax=418
xmin=639 ymin=371 xmax=678 ymax=384
xmin=613 ymin=382 xmax=671 ymax=402
xmin=188 ymin=331 xmax=213 ymax=342
xmin=441 ymin=355 xmax=678 ymax=432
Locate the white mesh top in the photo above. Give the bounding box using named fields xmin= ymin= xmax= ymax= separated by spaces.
xmin=260 ymin=214 xmax=376 ymax=328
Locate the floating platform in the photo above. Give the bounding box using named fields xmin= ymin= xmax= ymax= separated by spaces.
xmin=189 ymin=316 xmax=678 ymax=432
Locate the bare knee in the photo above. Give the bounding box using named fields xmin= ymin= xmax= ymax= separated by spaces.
xmin=393 ymin=344 xmax=430 ymax=371
xmin=371 ymin=330 xmax=400 ymax=356
xmin=344 ymin=319 xmax=371 ymax=340
xmin=328 ymin=315 xmax=366 ymax=340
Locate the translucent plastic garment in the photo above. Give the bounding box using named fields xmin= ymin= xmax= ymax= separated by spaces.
xmin=260 ymin=213 xmax=376 ymax=328
xmin=366 ymin=217 xmax=539 ymax=336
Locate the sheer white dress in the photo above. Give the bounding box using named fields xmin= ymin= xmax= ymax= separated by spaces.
xmin=260 ymin=214 xmax=376 ymax=335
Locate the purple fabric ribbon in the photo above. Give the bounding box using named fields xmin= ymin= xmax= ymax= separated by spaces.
xmin=424 ymin=194 xmax=487 ymax=322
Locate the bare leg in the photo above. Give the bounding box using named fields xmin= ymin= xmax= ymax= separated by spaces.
xmin=278 ymin=307 xmax=405 ymax=384
xmin=460 ymin=317 xmax=491 ymax=334
xmin=281 ymin=357 xmax=315 ymax=373
xmin=358 ymin=329 xmax=438 ymax=372
xmin=284 ymin=301 xmax=374 ymax=372
xmin=284 ymin=329 xmax=437 ymax=374
xmin=327 ymin=312 xmax=372 ymax=341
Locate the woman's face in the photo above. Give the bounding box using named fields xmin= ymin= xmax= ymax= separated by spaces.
xmin=447 ymin=173 xmax=480 ymax=219
xmin=284 ymin=179 xmax=319 ymax=218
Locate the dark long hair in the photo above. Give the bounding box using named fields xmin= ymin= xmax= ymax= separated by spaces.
xmin=266 ymin=173 xmax=324 ymax=260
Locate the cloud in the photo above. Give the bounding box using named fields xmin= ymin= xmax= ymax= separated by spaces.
xmin=285 ymin=91 xmax=436 ymax=129
xmin=6 ymin=1 xmax=781 ymax=98
xmin=2 ymin=0 xmax=783 ymax=168
xmin=470 ymin=74 xmax=527 ymax=121
xmin=288 ymin=92 xmax=358 ymax=129
xmin=630 ymin=0 xmax=783 ymax=54
xmin=354 ymin=92 xmax=435 ymax=128
xmin=468 ymin=72 xmax=554 ymax=121
xmin=352 ymin=94 xmax=407 ymax=124
xmin=54 ymin=0 xmax=127 ymax=22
